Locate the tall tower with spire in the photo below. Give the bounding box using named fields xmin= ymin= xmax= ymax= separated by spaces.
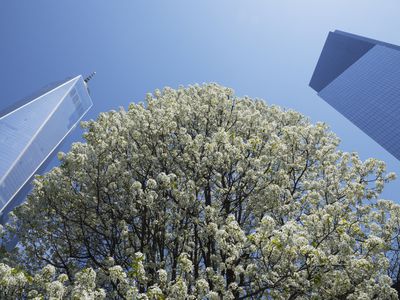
xmin=0 ymin=75 xmax=94 ymax=224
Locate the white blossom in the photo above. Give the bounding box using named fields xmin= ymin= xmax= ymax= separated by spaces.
xmin=2 ymin=83 xmax=399 ymax=299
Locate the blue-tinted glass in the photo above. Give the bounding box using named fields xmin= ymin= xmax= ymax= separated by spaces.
xmin=318 ymin=45 xmax=400 ymax=160
xmin=0 ymin=76 xmax=92 ymax=215
xmin=309 ymin=31 xmax=375 ymax=92
xmin=0 ymin=78 xmax=77 ymax=181
xmin=335 ymin=30 xmax=400 ymax=52
xmin=0 ymin=77 xmax=74 ymax=118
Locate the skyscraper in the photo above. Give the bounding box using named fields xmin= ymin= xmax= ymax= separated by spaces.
xmin=0 ymin=75 xmax=93 ymax=223
xmin=310 ymin=30 xmax=400 ymax=160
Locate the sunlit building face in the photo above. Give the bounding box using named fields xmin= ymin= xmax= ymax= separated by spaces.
xmin=0 ymin=75 xmax=93 ymax=223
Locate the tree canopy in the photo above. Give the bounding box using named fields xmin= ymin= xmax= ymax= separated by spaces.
xmin=1 ymin=83 xmax=400 ymax=299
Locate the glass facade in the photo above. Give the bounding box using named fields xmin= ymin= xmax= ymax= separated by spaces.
xmin=310 ymin=31 xmax=400 ymax=160
xmin=0 ymin=75 xmax=93 ymax=221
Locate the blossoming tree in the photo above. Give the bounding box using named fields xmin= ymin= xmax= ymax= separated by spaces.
xmin=1 ymin=83 xmax=400 ymax=299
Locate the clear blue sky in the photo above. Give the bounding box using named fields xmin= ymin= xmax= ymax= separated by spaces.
xmin=1 ymin=0 xmax=400 ymax=200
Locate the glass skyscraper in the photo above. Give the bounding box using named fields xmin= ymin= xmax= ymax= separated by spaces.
xmin=310 ymin=30 xmax=400 ymax=160
xmin=0 ymin=75 xmax=93 ymax=223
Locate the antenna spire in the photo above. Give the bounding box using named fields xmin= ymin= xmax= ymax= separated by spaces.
xmin=84 ymin=72 xmax=96 ymax=83
xmin=84 ymin=72 xmax=96 ymax=94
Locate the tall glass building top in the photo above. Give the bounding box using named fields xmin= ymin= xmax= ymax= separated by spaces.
xmin=310 ymin=30 xmax=400 ymax=160
xmin=0 ymin=75 xmax=93 ymax=220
